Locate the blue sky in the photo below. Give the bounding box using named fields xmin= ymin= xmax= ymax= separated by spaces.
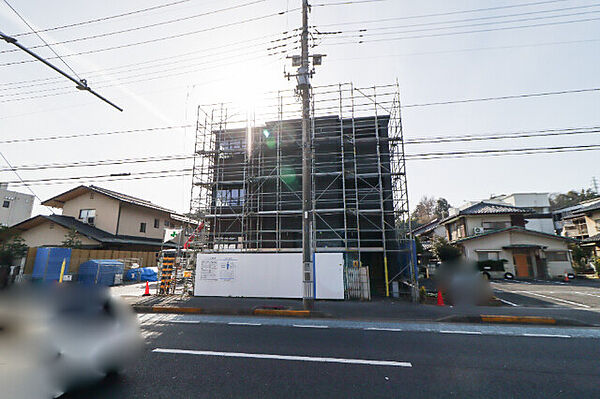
xmin=1 ymin=0 xmax=599 ymax=214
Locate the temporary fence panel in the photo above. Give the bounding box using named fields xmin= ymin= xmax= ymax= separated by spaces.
xmin=194 ymin=253 xmax=344 ymax=299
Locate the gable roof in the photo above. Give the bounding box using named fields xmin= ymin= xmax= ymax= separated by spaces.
xmin=11 ymin=214 xmax=176 ymax=248
xmin=411 ymin=218 xmax=440 ymax=236
xmin=454 ymin=226 xmax=576 ymax=244
xmin=41 ymin=185 xmax=179 ymax=215
xmin=440 ymin=201 xmax=532 ymax=225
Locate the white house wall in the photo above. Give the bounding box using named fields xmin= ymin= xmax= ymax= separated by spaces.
xmin=460 ymin=230 xmax=572 ymax=278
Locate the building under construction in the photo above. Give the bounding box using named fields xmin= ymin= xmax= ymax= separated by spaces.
xmin=190 ymin=83 xmax=413 ymax=296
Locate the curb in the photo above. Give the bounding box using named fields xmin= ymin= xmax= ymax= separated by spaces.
xmin=132 ymin=305 xmax=325 ymax=318
xmin=438 ymin=314 xmax=594 ymax=327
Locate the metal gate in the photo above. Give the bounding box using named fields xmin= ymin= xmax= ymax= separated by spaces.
xmin=344 ymin=266 xmax=371 ymax=300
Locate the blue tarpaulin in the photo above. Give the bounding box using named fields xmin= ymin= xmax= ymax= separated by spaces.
xmin=124 ymin=267 xmax=158 ymax=282
xmin=32 ymin=247 xmax=72 ymax=282
xmin=78 ymin=259 xmax=124 ymax=286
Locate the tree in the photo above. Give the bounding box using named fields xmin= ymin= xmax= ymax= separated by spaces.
xmin=412 ymin=196 xmax=437 ymax=225
xmin=61 ymin=227 xmax=83 ymax=249
xmin=549 ymin=189 xmax=599 ymax=211
xmin=0 ymin=226 xmax=28 ymax=266
xmin=434 ymin=198 xmax=451 ymax=219
xmin=412 ymin=196 xmax=453 ymax=225
xmin=431 ymin=237 xmax=462 ymax=262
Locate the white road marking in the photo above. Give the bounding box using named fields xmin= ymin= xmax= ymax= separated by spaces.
xmin=228 ymin=322 xmax=262 ymax=326
xmin=153 ymin=348 xmax=412 ymax=367
xmin=440 ymin=330 xmax=482 ymax=335
xmin=524 ymin=291 xmax=591 ymax=308
xmin=498 ymin=298 xmax=519 ymax=307
xmin=171 ymin=320 xmax=201 ymax=324
xmin=292 ymin=324 xmax=329 ymax=329
xmin=522 ymin=333 xmax=571 ymax=338
xmin=364 ymin=327 xmax=403 ymax=332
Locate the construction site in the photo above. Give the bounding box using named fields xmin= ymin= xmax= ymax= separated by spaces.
xmin=188 ymin=83 xmax=415 ymax=297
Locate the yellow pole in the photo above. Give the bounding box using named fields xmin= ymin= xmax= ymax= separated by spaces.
xmin=58 ymin=258 xmax=66 ymax=283
xmin=384 ymin=256 xmax=389 ymax=297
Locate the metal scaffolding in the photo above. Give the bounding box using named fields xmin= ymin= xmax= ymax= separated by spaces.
xmin=189 ymin=82 xmax=413 ymax=293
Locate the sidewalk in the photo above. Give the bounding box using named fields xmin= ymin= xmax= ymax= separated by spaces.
xmin=118 ymin=283 xmax=600 ymax=327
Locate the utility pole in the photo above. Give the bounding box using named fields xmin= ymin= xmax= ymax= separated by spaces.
xmin=300 ymin=0 xmax=314 ymax=310
xmin=592 ymin=176 xmax=599 ymax=195
xmin=285 ymin=1 xmax=324 ymax=309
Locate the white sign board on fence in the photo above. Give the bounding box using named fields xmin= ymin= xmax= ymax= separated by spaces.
xmin=194 ymin=253 xmax=344 ymax=299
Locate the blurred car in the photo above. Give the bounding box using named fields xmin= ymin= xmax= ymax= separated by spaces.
xmin=0 ymin=285 xmax=143 ymax=398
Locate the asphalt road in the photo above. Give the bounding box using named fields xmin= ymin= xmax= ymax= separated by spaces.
xmin=63 ymin=314 xmax=600 ymax=398
xmin=492 ymin=279 xmax=600 ymax=309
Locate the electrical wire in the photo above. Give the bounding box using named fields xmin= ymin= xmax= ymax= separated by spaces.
xmin=1 ymin=0 xmax=81 ymax=79
xmin=5 ymin=143 xmax=600 ymax=187
xmin=0 ymin=7 xmax=300 ymax=67
xmin=0 ymin=151 xmax=54 ymax=213
xmin=12 ymin=0 xmax=191 ymax=38
xmin=313 ymin=0 xmax=572 ymax=27
xmin=0 ymin=0 xmax=267 ymax=55
xmin=316 ymin=15 xmax=600 ymax=46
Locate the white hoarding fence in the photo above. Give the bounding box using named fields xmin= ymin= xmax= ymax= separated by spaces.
xmin=194 ymin=253 xmax=344 ymax=299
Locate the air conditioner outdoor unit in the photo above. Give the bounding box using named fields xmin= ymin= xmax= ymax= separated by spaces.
xmin=473 ymin=227 xmax=484 ymax=234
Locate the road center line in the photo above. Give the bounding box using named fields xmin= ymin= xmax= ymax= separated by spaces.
xmin=440 ymin=330 xmax=483 ymax=335
xmin=365 ymin=327 xmax=403 ymax=332
xmin=524 ymin=292 xmax=591 ymax=308
xmin=292 ymin=324 xmax=329 ymax=329
xmin=153 ymin=348 xmax=412 ymax=367
xmin=228 ymin=322 xmax=262 ymax=326
xmin=522 ymin=333 xmax=571 ymax=338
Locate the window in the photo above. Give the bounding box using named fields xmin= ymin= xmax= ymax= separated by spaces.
xmin=154 ymin=218 xmax=160 ymax=228
xmin=140 ymin=222 xmax=146 ymax=233
xmin=2 ymin=200 xmax=9 ymax=208
xmin=216 ymin=188 xmax=246 ymax=206
xmin=78 ymin=209 xmax=96 ymax=225
xmin=482 ymin=221 xmax=511 ymax=231
xmin=89 ymin=192 xmax=94 ymax=199
xmin=477 ymin=251 xmax=500 ymax=261
xmin=165 ymin=220 xmax=170 ymax=227
xmin=546 ymin=251 xmax=568 ymax=262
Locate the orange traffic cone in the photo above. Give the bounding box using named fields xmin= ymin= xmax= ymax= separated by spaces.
xmin=436 ymin=290 xmax=445 ymax=306
xmin=143 ymin=281 xmax=150 ymax=296
xmin=563 ymin=273 xmax=569 ymax=282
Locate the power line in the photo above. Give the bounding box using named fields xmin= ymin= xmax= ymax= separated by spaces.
xmin=12 ymin=0 xmax=191 ymax=38
xmin=0 ymin=51 xmax=283 ymax=103
xmin=0 ymin=151 xmax=54 ymax=213
xmin=3 ymin=168 xmax=192 ymax=185
xmin=406 ymin=143 xmax=600 ymax=160
xmin=405 ymin=126 xmax=600 ymax=144
xmin=0 ymin=7 xmax=299 ymax=67
xmin=2 ymin=123 xmax=597 ymax=147
xmin=0 ymin=0 xmax=267 ymax=55
xmin=5 ymin=143 xmax=600 ymax=186
xmin=317 ymin=15 xmax=600 ymax=46
xmin=1 ymin=0 xmax=81 ymax=79
xmin=313 ymin=4 xmax=600 ymax=36
xmin=402 ymin=87 xmax=600 ymax=108
xmin=0 ymin=30 xmax=123 ymax=111
xmin=0 ymin=124 xmax=192 ymax=145
xmin=314 ymin=0 xmax=571 ymax=27
xmin=0 ymin=31 xmax=288 ymax=89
